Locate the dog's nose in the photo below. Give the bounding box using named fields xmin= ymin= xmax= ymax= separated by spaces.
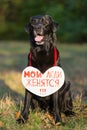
xmin=35 ymin=25 xmax=41 ymax=32
xmin=35 ymin=25 xmax=41 ymax=29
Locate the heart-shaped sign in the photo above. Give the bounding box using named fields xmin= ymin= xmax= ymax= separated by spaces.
xmin=22 ymin=66 xmax=65 ymax=97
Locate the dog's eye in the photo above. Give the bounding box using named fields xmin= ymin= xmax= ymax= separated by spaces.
xmin=31 ymin=20 xmax=36 ymax=25
xmin=41 ymin=18 xmax=48 ymax=25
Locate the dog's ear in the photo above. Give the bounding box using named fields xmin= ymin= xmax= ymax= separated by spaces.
xmin=52 ymin=21 xmax=59 ymax=32
xmin=24 ymin=23 xmax=29 ymax=33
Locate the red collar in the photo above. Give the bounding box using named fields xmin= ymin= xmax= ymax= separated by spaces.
xmin=28 ymin=47 xmax=59 ymax=66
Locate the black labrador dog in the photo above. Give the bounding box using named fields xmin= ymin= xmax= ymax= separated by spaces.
xmin=17 ymin=15 xmax=74 ymax=124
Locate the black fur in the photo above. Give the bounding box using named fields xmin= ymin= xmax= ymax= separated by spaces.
xmin=17 ymin=15 xmax=75 ymax=124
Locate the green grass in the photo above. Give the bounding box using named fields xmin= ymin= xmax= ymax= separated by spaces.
xmin=0 ymin=41 xmax=87 ymax=130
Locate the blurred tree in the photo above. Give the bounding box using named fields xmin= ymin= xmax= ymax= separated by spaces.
xmin=5 ymin=0 xmax=16 ymax=22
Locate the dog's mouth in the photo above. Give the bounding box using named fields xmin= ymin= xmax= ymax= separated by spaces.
xmin=34 ymin=35 xmax=44 ymax=45
xmin=35 ymin=35 xmax=44 ymax=42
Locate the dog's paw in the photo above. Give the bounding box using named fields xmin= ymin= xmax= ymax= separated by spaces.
xmin=64 ymin=110 xmax=75 ymax=117
xmin=54 ymin=115 xmax=65 ymax=126
xmin=54 ymin=115 xmax=61 ymax=123
xmin=16 ymin=113 xmax=28 ymax=124
xmin=16 ymin=118 xmax=26 ymax=124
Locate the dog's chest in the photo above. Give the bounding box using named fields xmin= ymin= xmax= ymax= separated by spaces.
xmin=32 ymin=50 xmax=54 ymax=73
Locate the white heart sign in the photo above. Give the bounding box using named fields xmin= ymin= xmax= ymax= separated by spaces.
xmin=22 ymin=66 xmax=65 ymax=97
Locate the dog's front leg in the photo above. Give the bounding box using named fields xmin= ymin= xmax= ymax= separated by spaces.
xmin=53 ymin=92 xmax=62 ymax=123
xmin=17 ymin=89 xmax=32 ymax=123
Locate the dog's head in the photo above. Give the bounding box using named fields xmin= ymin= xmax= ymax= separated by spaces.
xmin=25 ymin=15 xmax=59 ymax=47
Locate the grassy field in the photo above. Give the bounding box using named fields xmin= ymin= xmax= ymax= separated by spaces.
xmin=0 ymin=41 xmax=87 ymax=130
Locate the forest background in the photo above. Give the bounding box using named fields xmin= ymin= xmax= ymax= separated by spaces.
xmin=0 ymin=0 xmax=87 ymax=43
